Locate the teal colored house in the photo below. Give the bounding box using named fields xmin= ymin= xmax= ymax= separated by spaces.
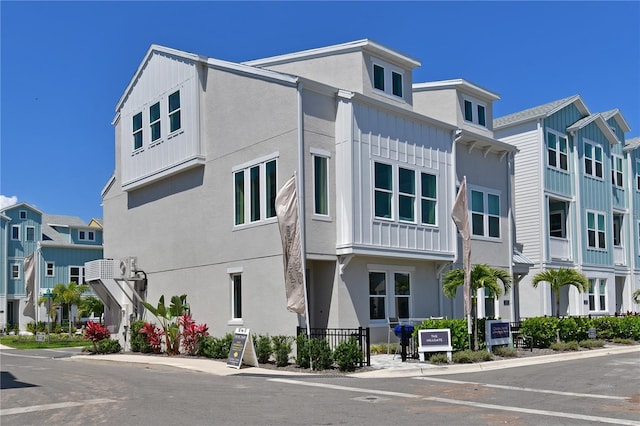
xmin=0 ymin=202 xmax=104 ymax=331
xmin=495 ymin=96 xmax=637 ymax=318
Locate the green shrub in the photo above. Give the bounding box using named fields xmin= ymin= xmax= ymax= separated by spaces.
xmin=452 ymin=350 xmax=475 ymax=363
xmin=196 ymin=334 xmax=233 ymax=359
xmin=619 ymin=315 xmax=640 ymax=340
xmin=271 ymin=335 xmax=292 ymax=367
xmin=26 ymin=321 xmax=48 ymax=333
xmin=295 ymin=334 xmax=310 ymax=368
xmin=333 ymin=337 xmax=363 ymax=372
xmin=520 ymin=317 xmax=559 ymax=348
xmin=578 ymin=339 xmax=605 ymax=349
xmin=550 ymin=341 xmax=579 ymax=351
xmin=591 ymin=316 xmax=620 ymax=340
xmin=129 ymin=320 xmax=152 ymax=353
xmin=97 ymin=338 xmax=122 ymax=354
xmin=493 ymin=346 xmax=518 ymax=358
xmin=558 ymin=317 xmax=592 ymax=342
xmin=612 ymin=337 xmax=635 ymax=345
xmin=253 ymin=334 xmax=273 ymax=364
xmin=309 ymin=338 xmax=333 ymax=371
xmin=428 ymin=353 xmax=450 ymax=364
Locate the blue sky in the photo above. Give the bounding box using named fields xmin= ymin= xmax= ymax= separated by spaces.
xmin=1 ymin=1 xmax=638 ymax=222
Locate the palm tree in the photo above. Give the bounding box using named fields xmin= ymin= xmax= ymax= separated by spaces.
xmin=78 ymin=296 xmax=104 ymax=322
xmin=531 ymin=267 xmax=589 ymax=319
xmin=632 ymin=289 xmax=640 ymax=305
xmin=51 ymin=281 xmax=90 ymax=335
xmin=443 ymin=264 xmax=512 ymax=350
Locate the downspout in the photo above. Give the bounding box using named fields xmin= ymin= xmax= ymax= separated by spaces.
xmin=297 ymin=82 xmax=311 ymax=329
xmin=35 ymin=243 xmax=42 ymax=324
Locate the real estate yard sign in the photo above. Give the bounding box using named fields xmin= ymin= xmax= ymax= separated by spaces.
xmin=226 ymin=328 xmax=259 ymax=369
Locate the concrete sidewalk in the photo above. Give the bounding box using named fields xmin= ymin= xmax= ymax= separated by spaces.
xmin=65 ymin=344 xmax=640 ymax=379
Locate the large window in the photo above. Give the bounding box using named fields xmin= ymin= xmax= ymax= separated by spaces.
xmin=588 ymin=278 xmax=607 ymax=312
xmin=471 ymin=189 xmax=500 ymax=238
xmin=150 ymin=102 xmax=161 ymax=142
xmin=547 ymin=131 xmax=568 ymax=171
xmin=374 ymin=161 xmax=437 ymax=225
xmin=368 ymin=269 xmax=412 ymax=321
xmin=463 ymin=98 xmax=487 ymax=127
xmin=70 ymin=266 xmax=85 ymax=285
xmin=132 ymin=112 xmax=143 ymax=150
xmin=613 ymin=214 xmax=623 ymax=247
xmin=11 ymin=225 xmax=20 ymax=240
xmin=26 ymin=226 xmax=35 ymax=241
xmin=611 ymin=155 xmax=623 ymax=188
xmin=313 ymin=153 xmax=329 ymax=216
xmin=168 ymin=90 xmax=181 ymax=133
xmin=586 ymin=211 xmax=606 ymax=249
xmin=584 ymin=141 xmax=603 ymax=179
xmin=233 ymin=157 xmax=277 ymax=226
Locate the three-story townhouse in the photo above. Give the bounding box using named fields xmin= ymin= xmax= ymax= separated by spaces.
xmin=494 ymin=96 xmax=636 ymax=318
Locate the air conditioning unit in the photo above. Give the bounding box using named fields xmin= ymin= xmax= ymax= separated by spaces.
xmin=118 ymin=257 xmax=138 ymax=279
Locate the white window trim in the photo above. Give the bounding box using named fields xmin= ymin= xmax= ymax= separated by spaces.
xmin=311 ymin=148 xmax=331 ymax=219
xmin=612 ymin=213 xmax=624 ymax=248
xmin=227 ymin=267 xmax=243 ymax=325
xmin=371 ymin=58 xmax=405 ymax=101
xmin=584 ymin=139 xmax=604 ymax=180
xmin=588 ymin=278 xmax=607 ymax=313
xmin=69 ymin=266 xmax=85 ymax=285
xmin=469 ymin=185 xmax=502 ymax=241
xmin=78 ymin=230 xmax=96 ymax=241
xmin=19 ymin=210 xmax=27 ymax=219
xmin=546 ymin=129 xmax=569 ymax=172
xmin=367 ymin=265 xmax=415 ymax=323
xmin=586 ymin=210 xmax=606 ymax=250
xmin=636 ymin=159 xmax=640 ymax=191
xmin=611 ymin=154 xmax=624 ymax=188
xmin=11 ymin=263 xmax=20 ymax=280
xmin=25 ymin=226 xmax=35 ymax=241
xmin=462 ymin=95 xmax=488 ymax=128
xmin=420 ymin=171 xmax=438 ymax=227
xmin=228 ymin=273 xmax=243 ymax=325
xmin=46 ymin=262 xmax=55 ymax=277
xmin=149 ymin=101 xmax=162 ymax=144
xmin=549 ymin=209 xmax=566 ymax=238
xmin=168 ymin=90 xmax=182 ymax=136
xmin=232 ymin=153 xmax=279 ymax=228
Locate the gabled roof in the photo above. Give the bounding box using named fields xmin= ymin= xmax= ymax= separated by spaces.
xmin=0 ymin=201 xmax=43 ymax=216
xmin=600 ymin=109 xmax=631 ymax=133
xmin=625 ymin=137 xmax=640 ymax=151
xmin=244 ymin=39 xmax=421 ymax=70
xmin=413 ymin=78 xmax=500 ymax=101
xmin=43 ymin=214 xmax=87 ymax=228
xmin=88 ymin=218 xmax=103 ymax=228
xmin=494 ymin=95 xmax=590 ymax=129
xmin=567 ymin=113 xmax=619 ymax=145
xmin=116 ymin=44 xmax=298 ymax=112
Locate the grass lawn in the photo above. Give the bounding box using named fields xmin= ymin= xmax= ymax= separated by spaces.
xmin=0 ymin=334 xmax=92 ymax=350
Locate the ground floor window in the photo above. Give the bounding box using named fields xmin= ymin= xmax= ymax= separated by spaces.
xmin=231 ymin=274 xmax=242 ymax=320
xmin=368 ymin=268 xmax=412 ymax=321
xmin=588 ymin=278 xmax=607 ymax=312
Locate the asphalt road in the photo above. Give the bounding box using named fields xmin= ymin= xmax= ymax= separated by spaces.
xmin=1 ymin=347 xmax=639 ymax=425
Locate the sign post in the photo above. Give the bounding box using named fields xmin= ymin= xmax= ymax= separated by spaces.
xmin=226 ymin=328 xmax=259 ymax=369
xmin=418 ymin=329 xmax=453 ymax=361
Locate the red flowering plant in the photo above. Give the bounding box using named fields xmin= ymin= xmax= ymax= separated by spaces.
xmin=139 ymin=322 xmax=162 ymax=354
xmin=84 ymin=321 xmax=111 ymax=353
xmin=179 ymin=313 xmax=209 ymax=355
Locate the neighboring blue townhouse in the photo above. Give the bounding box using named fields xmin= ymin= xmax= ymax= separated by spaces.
xmin=494 ymin=96 xmax=638 ymax=318
xmin=0 ymin=202 xmax=104 ymax=331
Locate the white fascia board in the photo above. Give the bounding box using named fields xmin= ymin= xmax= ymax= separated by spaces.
xmin=568 ymin=114 xmax=619 ymax=145
xmin=350 ymin=92 xmax=457 ymax=132
xmin=244 ymin=39 xmax=421 ymax=69
xmin=40 ymin=241 xmax=103 ymax=250
xmin=603 ymin=109 xmax=632 ymax=133
xmin=101 ymin=174 xmax=115 ymax=198
xmin=547 ymin=95 xmax=590 ymax=118
xmin=0 ymin=213 xmax=10 ymax=221
xmin=1 ymin=202 xmax=44 ymax=216
xmin=413 ymin=78 xmax=500 ymax=101
xmin=457 ymin=130 xmax=519 ymax=153
xmin=336 ymin=245 xmax=455 ymax=262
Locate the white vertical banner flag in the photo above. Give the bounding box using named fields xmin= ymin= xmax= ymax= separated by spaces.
xmin=23 ymin=253 xmax=36 ymax=319
xmin=275 ymin=174 xmax=306 ymax=315
xmin=451 ymin=177 xmax=471 ymax=318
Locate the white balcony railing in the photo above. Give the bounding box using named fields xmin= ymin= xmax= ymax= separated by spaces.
xmin=549 ymin=237 xmax=571 ymax=261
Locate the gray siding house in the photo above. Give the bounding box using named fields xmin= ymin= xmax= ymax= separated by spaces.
xmin=90 ymin=40 xmax=520 ymax=346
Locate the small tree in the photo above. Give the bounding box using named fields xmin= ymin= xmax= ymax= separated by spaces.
xmin=531 ymin=268 xmax=589 ymax=318
xmin=141 ymin=294 xmax=189 ymax=355
xmin=84 ymin=321 xmax=111 ymax=353
xmin=443 ymin=264 xmax=512 ymax=350
xmin=78 ymin=296 xmax=104 ymax=322
xmin=50 ymin=282 xmax=90 ymax=335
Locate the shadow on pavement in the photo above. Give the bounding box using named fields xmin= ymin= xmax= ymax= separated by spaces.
xmin=1 ymin=371 xmax=38 ymax=390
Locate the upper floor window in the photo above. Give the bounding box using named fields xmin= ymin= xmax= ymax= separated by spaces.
xmin=312 ymin=151 xmax=329 ymax=216
xmin=150 ymin=102 xmax=161 ymax=142
xmin=79 ymin=230 xmax=95 ymax=241
xmin=613 ymin=214 xmax=623 ymax=247
xmin=549 ymin=210 xmax=566 ymax=238
xmin=586 ymin=211 xmax=606 ymax=249
xmin=46 ymin=262 xmax=55 ymax=277
xmin=168 ymin=90 xmax=181 ymax=133
xmin=11 ymin=264 xmax=20 ymax=279
xmin=463 ymin=98 xmax=487 ymax=127
xmin=372 ymin=62 xmax=403 ymax=99
xmin=547 ymin=131 xmax=568 ymax=171
xmin=471 ymin=189 xmax=500 ymax=239
xmin=26 ymin=226 xmax=35 ymax=241
xmin=11 ymin=225 xmax=20 ymax=240
xmin=584 ymin=141 xmax=603 ymax=179
xmin=373 ymin=161 xmax=437 ymax=225
xmin=611 ymin=155 xmax=623 ymax=188
xmin=233 ymin=156 xmax=277 ymax=226
xmin=132 ymin=112 xmax=143 ymax=150
xmin=70 ymin=266 xmax=85 ymax=285
xmin=19 ymin=210 xmax=27 ymax=219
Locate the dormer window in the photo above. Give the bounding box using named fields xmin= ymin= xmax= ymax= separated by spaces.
xmin=463 ymin=98 xmax=487 ymax=127
xmin=372 ymin=61 xmax=404 ymax=100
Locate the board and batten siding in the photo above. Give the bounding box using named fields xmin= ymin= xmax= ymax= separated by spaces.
xmin=119 ymin=51 xmax=202 ymax=190
xmin=496 ymin=122 xmax=543 ymax=264
xmin=335 ymin=99 xmax=454 ymax=258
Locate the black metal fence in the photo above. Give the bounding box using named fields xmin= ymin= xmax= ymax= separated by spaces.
xmin=296 ymin=326 xmax=370 ymax=367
